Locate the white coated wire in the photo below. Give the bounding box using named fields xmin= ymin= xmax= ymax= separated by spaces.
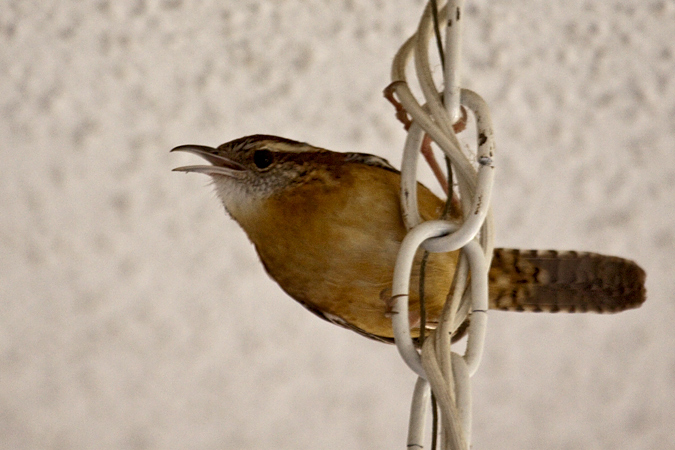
xmin=388 ymin=0 xmax=496 ymax=448
xmin=391 ymin=231 xmax=488 ymax=376
xmin=407 ymin=377 xmax=431 ymax=449
xmin=444 ymin=0 xmax=465 ymax=123
xmin=391 ymin=220 xmax=462 ymax=378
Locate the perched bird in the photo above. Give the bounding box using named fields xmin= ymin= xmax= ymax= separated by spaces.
xmin=172 ymin=134 xmax=646 ymax=343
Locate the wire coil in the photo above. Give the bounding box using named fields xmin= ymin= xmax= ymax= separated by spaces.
xmin=388 ymin=1 xmax=496 ymax=448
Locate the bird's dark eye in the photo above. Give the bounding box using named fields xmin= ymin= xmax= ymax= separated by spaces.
xmin=253 ymin=149 xmax=274 ymax=169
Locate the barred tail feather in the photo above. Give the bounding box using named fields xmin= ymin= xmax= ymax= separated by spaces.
xmin=488 ymin=249 xmax=647 ymax=313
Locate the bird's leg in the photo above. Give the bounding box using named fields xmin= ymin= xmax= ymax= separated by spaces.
xmin=420 ymin=135 xmax=449 ymax=195
xmin=383 ymin=82 xmax=413 ymax=130
xmin=383 ymin=82 xmax=469 ymax=134
xmin=383 ymin=83 xmax=468 ymax=198
xmin=383 ymin=85 xmax=448 ymax=195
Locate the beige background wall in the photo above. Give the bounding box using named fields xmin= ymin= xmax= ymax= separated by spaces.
xmin=2 ymin=1 xmax=674 ymax=448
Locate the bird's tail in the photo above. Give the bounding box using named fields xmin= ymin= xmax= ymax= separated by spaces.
xmin=488 ymin=248 xmax=646 ymax=313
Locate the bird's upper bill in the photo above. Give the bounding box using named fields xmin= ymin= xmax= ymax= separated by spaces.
xmin=171 ymin=145 xmax=246 ymax=178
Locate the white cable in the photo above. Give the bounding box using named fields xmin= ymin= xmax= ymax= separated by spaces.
xmin=392 ymin=230 xmax=488 ymax=377
xmin=390 ymin=26 xmax=476 ymax=198
xmin=415 ymin=2 xmax=456 ymax=138
xmin=459 ymin=239 xmax=488 ymax=376
xmin=407 ymin=377 xmax=431 ymax=449
xmin=444 ymin=0 xmax=465 ymax=123
xmin=391 ymin=220 xmax=459 ymax=378
xmin=389 ymin=1 xmax=496 ymax=448
xmin=400 ymin=122 xmax=425 ymax=230
xmin=421 ymin=338 xmax=467 ymax=449
xmin=451 ymin=352 xmax=472 ymax=444
xmin=461 ymin=88 xmax=496 ymax=259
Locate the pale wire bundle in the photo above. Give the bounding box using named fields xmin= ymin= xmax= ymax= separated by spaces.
xmin=387 ymin=0 xmax=495 ymax=448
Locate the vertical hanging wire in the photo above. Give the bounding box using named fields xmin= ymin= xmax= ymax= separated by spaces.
xmin=444 ymin=0 xmax=465 ymax=123
xmin=389 ymin=1 xmax=496 ymax=448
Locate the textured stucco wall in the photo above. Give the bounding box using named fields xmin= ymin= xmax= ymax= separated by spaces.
xmin=2 ymin=1 xmax=674 ymax=449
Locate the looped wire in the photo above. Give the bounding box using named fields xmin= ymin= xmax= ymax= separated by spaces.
xmin=388 ymin=1 xmax=496 ymax=448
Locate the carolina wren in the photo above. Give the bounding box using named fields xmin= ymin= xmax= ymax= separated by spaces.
xmin=172 ymin=134 xmax=646 ymax=343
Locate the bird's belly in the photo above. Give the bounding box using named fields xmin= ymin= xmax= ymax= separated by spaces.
xmin=254 ymin=228 xmax=396 ymax=332
xmin=254 ymin=227 xmax=456 ymax=339
xmin=239 ymin=169 xmax=457 ymax=339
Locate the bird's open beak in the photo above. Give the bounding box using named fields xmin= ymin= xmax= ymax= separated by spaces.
xmin=171 ymin=145 xmax=247 ymax=178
